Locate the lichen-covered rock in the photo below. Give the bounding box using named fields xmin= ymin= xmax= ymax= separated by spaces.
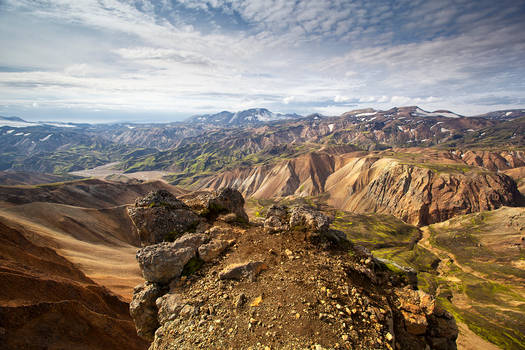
xmin=219 ymin=261 xmax=267 ymax=280
xmin=136 ymin=234 xmax=208 ymax=283
xmin=129 ymin=282 xmax=166 ymax=341
xmin=179 ymin=188 xmax=249 ymax=223
xmin=128 ymin=190 xmax=202 ymax=245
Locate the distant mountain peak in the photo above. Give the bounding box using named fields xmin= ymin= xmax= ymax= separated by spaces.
xmin=187 ymin=108 xmax=303 ymax=126
xmin=0 ymin=116 xmax=27 ymax=122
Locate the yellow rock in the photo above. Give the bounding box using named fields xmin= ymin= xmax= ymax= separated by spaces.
xmin=250 ymin=295 xmax=263 ymax=307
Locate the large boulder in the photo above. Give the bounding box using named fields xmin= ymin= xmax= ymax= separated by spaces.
xmin=136 ymin=233 xmax=208 ymax=283
xmin=128 ymin=190 xmax=202 ymax=246
xmin=179 ymin=188 xmax=249 ymax=223
xmin=129 ymin=282 xmax=167 ymax=341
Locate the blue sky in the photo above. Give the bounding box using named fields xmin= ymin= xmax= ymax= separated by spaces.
xmin=0 ymin=0 xmax=524 ymax=122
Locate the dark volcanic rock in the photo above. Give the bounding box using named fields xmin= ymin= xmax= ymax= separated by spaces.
xmin=128 ymin=190 xmax=202 ymax=245
xmin=179 ymin=187 xmax=249 ymax=223
xmin=129 ymin=282 xmax=166 ymax=341
xmin=263 ymin=204 xmax=289 ymax=234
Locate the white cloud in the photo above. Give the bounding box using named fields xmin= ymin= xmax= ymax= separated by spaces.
xmin=0 ymin=0 xmax=523 ymax=120
xmin=283 ymin=96 xmax=295 ymax=104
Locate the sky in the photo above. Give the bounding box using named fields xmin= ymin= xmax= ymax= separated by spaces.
xmin=0 ymin=0 xmax=524 ymax=123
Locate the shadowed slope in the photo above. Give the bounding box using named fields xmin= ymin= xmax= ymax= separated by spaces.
xmin=0 ymin=221 xmax=148 ymax=350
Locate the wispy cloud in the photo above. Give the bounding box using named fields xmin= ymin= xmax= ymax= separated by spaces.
xmin=0 ymin=0 xmax=524 ymax=121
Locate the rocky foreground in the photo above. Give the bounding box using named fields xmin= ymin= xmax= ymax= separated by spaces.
xmin=128 ymin=189 xmax=458 ymax=350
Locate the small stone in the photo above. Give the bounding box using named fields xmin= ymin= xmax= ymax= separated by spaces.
xmin=235 ymin=293 xmax=247 ymax=308
xmin=219 ymin=261 xmax=267 ymax=280
xmin=250 ymin=296 xmax=263 ymax=307
xmin=386 ymin=332 xmax=393 ymax=341
xmin=341 ymin=334 xmax=349 ymax=341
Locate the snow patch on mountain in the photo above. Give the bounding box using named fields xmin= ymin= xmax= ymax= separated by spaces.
xmin=40 ymin=134 xmax=53 ymax=142
xmin=411 ymin=108 xmax=461 ymax=119
xmin=188 ymin=108 xmax=302 ymax=126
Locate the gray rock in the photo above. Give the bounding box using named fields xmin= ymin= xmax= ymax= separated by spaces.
xmin=136 ymin=234 xmax=208 ymax=283
xmin=266 ymin=205 xmax=289 ymax=221
xmin=130 ymin=282 xmax=166 ymax=341
xmin=263 ymin=205 xmax=289 ymax=233
xmin=219 ymin=261 xmax=267 ymax=281
xmin=156 ymin=293 xmax=186 ymax=325
xmin=198 ymin=239 xmax=232 ymax=262
xmin=180 ymin=188 xmax=249 ymax=223
xmin=289 ymin=206 xmax=331 ymax=233
xmin=172 ymin=233 xmax=208 ymax=251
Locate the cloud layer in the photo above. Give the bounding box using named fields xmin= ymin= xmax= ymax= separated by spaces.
xmin=0 ymin=0 xmax=524 ymax=121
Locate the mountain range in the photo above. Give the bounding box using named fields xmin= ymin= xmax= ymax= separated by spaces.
xmin=1 ymin=105 xmax=525 ymax=349
xmin=186 ymin=108 xmax=303 ymax=126
xmin=1 ymin=106 xmax=524 ymax=175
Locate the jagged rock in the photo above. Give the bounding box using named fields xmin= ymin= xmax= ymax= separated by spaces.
xmin=427 ymin=307 xmax=459 ymax=350
xmin=155 ymin=293 xmax=186 ymax=325
xmin=219 ymin=261 xmax=268 ymax=280
xmin=136 ymin=233 xmax=208 ymax=283
xmin=264 ymin=205 xmax=289 ymax=233
xmin=179 ymin=188 xmax=249 ymax=223
xmin=134 ymin=190 xmax=189 ymax=209
xmin=171 ymin=233 xmax=208 ymax=251
xmin=130 ymin=282 xmax=166 ymax=341
xmin=267 ymin=205 xmax=289 ymax=221
xmin=128 ymin=190 xmax=202 ymax=245
xmin=198 ymin=239 xmax=232 ymax=262
xmin=289 ymin=206 xmax=331 ymax=233
xmin=395 ymin=287 xmax=436 ymax=335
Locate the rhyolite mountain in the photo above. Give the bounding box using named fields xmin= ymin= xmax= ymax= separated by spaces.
xmin=2 ymin=106 xmax=524 ymax=175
